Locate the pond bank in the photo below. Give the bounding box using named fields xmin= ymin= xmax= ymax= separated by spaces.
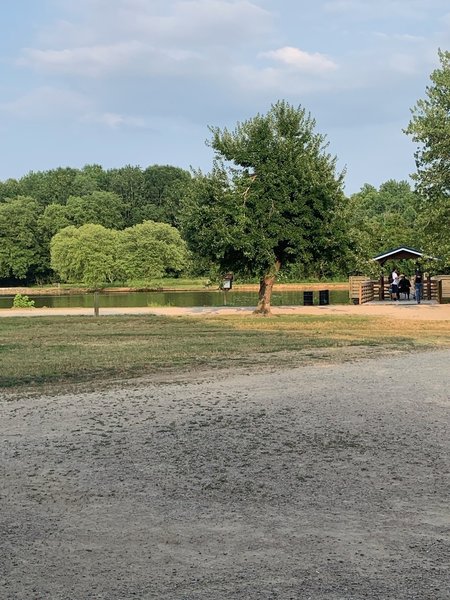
xmin=0 ymin=282 xmax=348 ymax=296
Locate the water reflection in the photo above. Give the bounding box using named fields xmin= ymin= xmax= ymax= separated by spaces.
xmin=0 ymin=289 xmax=349 ymax=309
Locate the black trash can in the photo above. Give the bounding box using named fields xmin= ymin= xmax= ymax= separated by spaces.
xmin=303 ymin=291 xmax=314 ymax=306
xmin=319 ymin=290 xmax=329 ymax=305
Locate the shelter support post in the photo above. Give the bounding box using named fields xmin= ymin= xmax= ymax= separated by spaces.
xmin=379 ymin=274 xmax=385 ymax=300
xmin=426 ymin=274 xmax=432 ymax=301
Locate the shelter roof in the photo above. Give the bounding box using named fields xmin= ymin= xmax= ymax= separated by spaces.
xmin=372 ymin=246 xmax=428 ymax=265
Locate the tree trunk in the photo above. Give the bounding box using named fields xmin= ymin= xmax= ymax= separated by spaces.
xmin=253 ymin=260 xmax=281 ymax=316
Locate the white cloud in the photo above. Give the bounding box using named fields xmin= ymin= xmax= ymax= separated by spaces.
xmin=19 ymin=41 xmax=146 ymax=76
xmin=81 ymin=112 xmax=147 ymax=129
xmin=323 ymin=0 xmax=450 ymax=21
xmin=35 ymin=0 xmax=273 ymax=50
xmin=0 ymin=87 xmax=90 ymax=118
xmin=374 ymin=32 xmax=426 ymax=43
xmin=19 ymin=0 xmax=272 ymax=78
xmin=261 ymin=47 xmax=338 ymax=72
xmin=230 ymin=64 xmax=338 ymax=96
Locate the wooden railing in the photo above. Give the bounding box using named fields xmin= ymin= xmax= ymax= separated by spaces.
xmin=434 ymin=276 xmax=450 ymax=302
xmin=349 ymin=276 xmax=367 ymax=303
xmin=349 ymin=277 xmax=374 ymax=304
xmin=359 ymin=280 xmax=374 ymax=304
xmin=350 ymin=275 xmax=447 ymax=303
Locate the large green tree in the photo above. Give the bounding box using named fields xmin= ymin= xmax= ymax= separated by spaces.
xmin=181 ymin=100 xmax=346 ymax=314
xmin=50 ymin=224 xmax=118 ymax=288
xmin=117 ymin=220 xmax=188 ymax=280
xmin=0 ymin=196 xmax=44 ymax=280
xmin=51 ymin=220 xmax=188 ymax=287
xmin=343 ymin=180 xmax=420 ymax=275
xmin=404 ymin=49 xmax=450 ymax=266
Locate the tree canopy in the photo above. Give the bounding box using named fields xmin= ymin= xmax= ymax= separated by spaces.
xmin=0 ymin=196 xmax=44 ymax=281
xmin=50 ymin=220 xmax=188 ymax=288
xmin=0 ymin=164 xmax=192 ymax=283
xmin=181 ymin=100 xmax=346 ymax=313
xmin=117 ymin=220 xmax=189 ymax=281
xmin=343 ymin=180 xmax=420 ymax=275
xmin=50 ymin=224 xmax=118 ymax=288
xmin=404 ymin=49 xmax=450 ymax=266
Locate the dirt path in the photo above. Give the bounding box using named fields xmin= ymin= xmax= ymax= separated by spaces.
xmin=1 ymin=302 xmax=449 ymax=321
xmin=1 ymin=349 xmax=449 ymax=599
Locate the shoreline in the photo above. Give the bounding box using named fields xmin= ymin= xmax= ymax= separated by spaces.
xmin=0 ymin=282 xmax=348 ymax=296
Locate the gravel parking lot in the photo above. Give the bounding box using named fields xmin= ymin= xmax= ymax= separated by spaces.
xmin=1 ymin=349 xmax=449 ymax=599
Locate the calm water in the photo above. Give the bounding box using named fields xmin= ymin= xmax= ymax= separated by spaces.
xmin=0 ymin=289 xmax=349 ymax=309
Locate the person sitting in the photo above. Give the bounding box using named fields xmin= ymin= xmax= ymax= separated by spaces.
xmin=398 ymin=274 xmax=411 ymax=300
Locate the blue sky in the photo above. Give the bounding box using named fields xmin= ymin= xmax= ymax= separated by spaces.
xmin=1 ymin=0 xmax=449 ymax=194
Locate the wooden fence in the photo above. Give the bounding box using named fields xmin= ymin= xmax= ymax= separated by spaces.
xmin=349 ymin=277 xmax=374 ymax=304
xmin=349 ymin=275 xmax=447 ymax=303
xmin=435 ymin=276 xmax=450 ymax=301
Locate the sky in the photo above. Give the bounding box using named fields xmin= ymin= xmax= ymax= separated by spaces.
xmin=1 ymin=0 xmax=449 ymax=195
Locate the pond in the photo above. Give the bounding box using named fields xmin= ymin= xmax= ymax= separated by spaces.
xmin=0 ymin=289 xmax=350 ymax=309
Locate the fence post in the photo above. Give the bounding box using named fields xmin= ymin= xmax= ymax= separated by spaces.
xmin=94 ymin=291 xmax=100 ymax=317
xmin=379 ymin=275 xmax=384 ymax=300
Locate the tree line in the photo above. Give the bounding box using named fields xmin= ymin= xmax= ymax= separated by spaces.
xmin=0 ymin=51 xmax=448 ymax=309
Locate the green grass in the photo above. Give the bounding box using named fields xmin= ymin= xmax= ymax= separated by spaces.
xmin=1 ymin=314 xmax=449 ymax=389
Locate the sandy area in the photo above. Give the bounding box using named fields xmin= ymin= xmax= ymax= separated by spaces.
xmin=1 ymin=301 xmax=449 ymax=321
xmin=1 ymin=349 xmax=449 ymax=599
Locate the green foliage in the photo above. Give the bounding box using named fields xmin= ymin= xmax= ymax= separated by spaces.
xmin=404 ymin=49 xmax=450 ymax=266
xmin=38 ymin=203 xmax=72 ymax=244
xmin=0 ymin=164 xmax=192 ymax=231
xmin=343 ymin=180 xmax=420 ymax=274
xmin=50 ymin=220 xmax=188 ymax=286
xmin=19 ymin=167 xmax=79 ymax=206
xmin=181 ymin=100 xmax=346 ymax=280
xmin=117 ymin=220 xmax=189 ymax=280
xmin=12 ymin=293 xmax=35 ymax=308
xmin=0 ymin=196 xmax=44 ymax=280
xmin=0 ymin=163 xmax=192 ymax=285
xmin=65 ymin=191 xmax=125 ymax=229
xmin=51 ymin=224 xmax=118 ymax=288
xmin=0 ymin=178 xmax=21 ymax=201
xmin=140 ymin=165 xmax=191 ymax=226
xmin=71 ymin=164 xmax=110 ymax=196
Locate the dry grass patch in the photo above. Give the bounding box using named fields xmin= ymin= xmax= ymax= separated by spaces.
xmin=1 ymin=314 xmax=449 ymax=389
xmin=216 ymin=315 xmax=450 ymax=345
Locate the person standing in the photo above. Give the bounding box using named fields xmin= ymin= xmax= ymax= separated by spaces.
xmin=391 ymin=268 xmax=400 ymax=301
xmin=414 ymin=270 xmax=423 ymax=304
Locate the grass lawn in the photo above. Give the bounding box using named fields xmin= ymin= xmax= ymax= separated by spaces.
xmin=1 ymin=314 xmax=449 ymax=389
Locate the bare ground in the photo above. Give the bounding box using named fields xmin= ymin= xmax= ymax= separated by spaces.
xmin=2 ymin=301 xmax=450 ymax=320
xmin=1 ymin=349 xmax=449 ymax=599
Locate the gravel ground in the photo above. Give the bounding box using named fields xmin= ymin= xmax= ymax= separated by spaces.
xmin=1 ymin=349 xmax=449 ymax=599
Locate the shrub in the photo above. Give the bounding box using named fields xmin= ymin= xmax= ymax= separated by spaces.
xmin=12 ymin=293 xmax=35 ymax=308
